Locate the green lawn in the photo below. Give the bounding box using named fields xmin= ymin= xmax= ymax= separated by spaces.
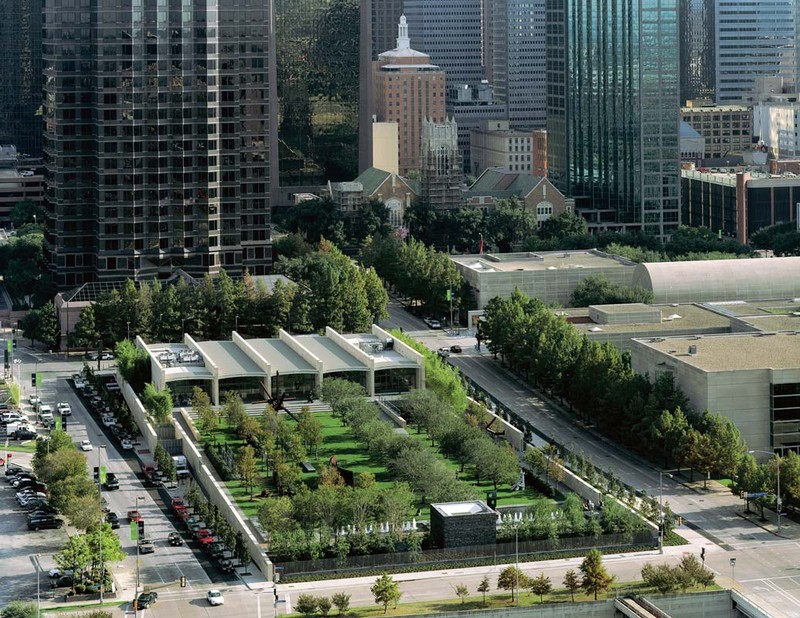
xmin=213 ymin=411 xmax=547 ymax=520
xmin=285 ymin=580 xmax=722 ymax=617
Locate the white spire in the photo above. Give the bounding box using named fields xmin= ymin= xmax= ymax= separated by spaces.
xmin=397 ymin=15 xmax=410 ymax=50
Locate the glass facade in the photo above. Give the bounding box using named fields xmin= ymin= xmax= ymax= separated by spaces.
xmin=43 ymin=0 xmax=272 ymax=288
xmin=680 ymin=173 xmax=738 ymax=236
xmin=716 ymin=0 xmax=796 ymax=103
xmin=274 ymin=0 xmax=360 ymax=191
xmin=771 ymin=382 xmax=800 ymax=454
xmin=404 ymin=0 xmax=486 ymax=88
xmin=0 ymin=0 xmax=43 ymax=157
xmin=679 ymin=0 xmax=715 ymax=104
xmin=546 ymin=0 xmax=680 ymax=238
xmin=491 ymin=0 xmax=547 ymax=128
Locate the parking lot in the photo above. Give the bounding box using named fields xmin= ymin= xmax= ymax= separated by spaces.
xmin=0 ymin=369 xmax=234 ymax=607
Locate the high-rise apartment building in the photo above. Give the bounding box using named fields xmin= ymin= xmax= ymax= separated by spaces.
xmin=369 ymin=0 xmax=405 ymax=61
xmin=679 ymin=0 xmax=716 ymax=104
xmin=0 ymin=0 xmax=42 ymax=157
xmin=715 ymin=0 xmax=796 ymax=103
xmin=404 ymin=0 xmax=485 ymax=89
xmin=490 ymin=0 xmax=547 ymax=128
xmin=273 ymin=0 xmax=360 ymax=204
xmin=43 ymin=0 xmax=272 ymax=288
xmin=373 ymin=17 xmax=446 ymax=175
xmin=546 ymin=0 xmax=680 ymax=237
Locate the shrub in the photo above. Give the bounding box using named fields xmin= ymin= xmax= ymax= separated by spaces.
xmin=317 ymin=596 xmax=332 ymax=616
xmin=296 ymin=593 xmax=318 ymax=617
xmin=332 ymin=592 xmax=351 ymax=614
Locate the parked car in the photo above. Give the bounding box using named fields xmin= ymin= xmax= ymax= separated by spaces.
xmin=424 ymin=317 xmax=442 ymax=329
xmin=13 ymin=427 xmax=37 ymax=440
xmin=73 ymin=378 xmax=85 ymax=390
xmin=28 ymin=394 xmax=39 ymax=405
xmin=51 ymin=575 xmax=74 ymax=588
xmin=436 ymin=347 xmax=450 ymax=358
xmin=106 ymin=512 xmax=120 ymax=529
xmin=135 ymin=592 xmax=158 ymax=609
xmin=127 ymin=509 xmax=143 ymax=522
xmin=167 ymin=532 xmax=183 ymax=546
xmin=100 ymin=352 xmax=115 ymax=361
xmin=450 ymin=345 xmax=462 ymax=353
xmin=28 ymin=516 xmax=63 ymax=530
xmin=104 ymin=472 xmax=119 ymax=490
xmin=206 ymin=590 xmax=224 ymax=606
xmin=120 ymin=438 xmax=134 ymax=450
xmin=138 ymin=538 xmax=155 ymax=554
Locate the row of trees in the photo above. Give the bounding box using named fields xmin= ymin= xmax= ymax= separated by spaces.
xmin=569 ymin=275 xmax=653 ymax=307
xmin=360 ymin=234 xmax=469 ymax=316
xmin=640 ymin=554 xmax=715 ymax=593
xmin=481 ymin=290 xmax=748 ymax=480
xmin=31 ymin=431 xmax=125 ymax=594
xmin=21 ymin=240 xmax=390 ymax=351
xmin=183 ymin=481 xmax=252 ymax=567
xmin=737 ymin=450 xmax=800 ymax=517
xmin=751 ymin=221 xmax=800 ymax=256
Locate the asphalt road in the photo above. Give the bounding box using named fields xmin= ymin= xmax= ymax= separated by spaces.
xmin=6 ymin=316 xmax=800 ymax=617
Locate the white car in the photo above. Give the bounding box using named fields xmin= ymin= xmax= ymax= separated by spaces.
xmin=73 ymin=378 xmax=85 ymax=390
xmin=28 ymin=394 xmax=39 ymax=405
xmin=101 ymin=415 xmax=116 ymax=427
xmin=80 ymin=440 xmax=93 ymax=452
xmin=120 ymin=438 xmax=134 ymax=450
xmin=57 ymin=402 xmax=72 ymax=416
xmin=206 ymin=590 xmax=224 ymax=606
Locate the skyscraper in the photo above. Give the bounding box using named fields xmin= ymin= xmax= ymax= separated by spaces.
xmin=373 ymin=17 xmax=446 ymax=175
xmin=679 ymin=0 xmax=716 ymax=104
xmin=715 ymin=0 xmax=796 ymax=103
xmin=43 ymin=0 xmax=272 ymax=288
xmin=546 ymin=0 xmax=680 ymax=237
xmin=404 ymin=0 xmax=486 ymax=88
xmin=273 ymin=0 xmax=360 ymax=204
xmin=0 ymin=0 xmax=42 ymax=157
xmin=491 ymin=0 xmax=547 ymax=128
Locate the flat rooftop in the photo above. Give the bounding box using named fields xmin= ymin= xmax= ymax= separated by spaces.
xmin=247 ymin=338 xmax=315 ymax=375
xmin=431 ymin=501 xmax=494 ymax=516
xmin=342 ymin=333 xmax=419 ymax=368
xmin=296 ymin=334 xmax=366 ymax=372
xmin=702 ymin=300 xmax=800 ymax=318
xmin=634 ymin=333 xmax=800 ymax=371
xmin=564 ymin=303 xmax=731 ymax=335
xmin=451 ymin=250 xmax=632 ymax=274
xmin=195 ymin=341 xmax=262 ymax=378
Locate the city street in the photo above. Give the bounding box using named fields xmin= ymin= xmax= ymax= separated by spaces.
xmin=5 ymin=313 xmax=800 ymax=617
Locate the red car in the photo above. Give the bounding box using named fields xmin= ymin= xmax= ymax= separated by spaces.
xmin=127 ymin=509 xmax=143 ymax=522
xmin=171 ymin=497 xmax=185 ymax=511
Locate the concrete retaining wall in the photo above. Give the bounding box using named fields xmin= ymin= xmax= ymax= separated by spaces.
xmin=121 ymin=375 xmax=274 ymax=580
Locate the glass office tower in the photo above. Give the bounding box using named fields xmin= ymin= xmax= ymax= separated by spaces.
xmin=43 ymin=0 xmax=272 ymax=288
xmin=274 ymin=0 xmax=360 ymax=197
xmin=679 ymin=0 xmax=716 ymax=104
xmin=716 ymin=0 xmax=795 ymax=103
xmin=546 ymin=0 xmax=680 ymax=237
xmin=0 ymin=0 xmax=43 ymax=157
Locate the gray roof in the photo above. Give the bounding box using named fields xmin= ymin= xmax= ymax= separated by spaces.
xmin=466 ymin=168 xmax=544 ymax=199
xmin=632 ymin=257 xmax=800 ymax=303
xmin=194 ymin=341 xmax=262 ymax=378
xmin=680 ymin=122 xmax=702 ymax=138
xmin=295 ymin=335 xmax=367 ymax=372
xmin=247 ymin=338 xmax=316 ymax=375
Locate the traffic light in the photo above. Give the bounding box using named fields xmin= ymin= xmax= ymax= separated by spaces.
xmin=137 ymin=520 xmax=145 ymax=538
xmin=676 ymin=516 xmax=683 ymax=526
xmin=30 ymin=373 xmax=35 ymax=387
xmin=180 ymin=575 xmax=187 ymax=588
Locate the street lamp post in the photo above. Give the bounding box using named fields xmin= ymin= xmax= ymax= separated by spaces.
xmin=135 ymin=495 xmax=145 ymax=617
xmin=730 ymin=557 xmax=736 ymax=589
xmin=31 ymin=554 xmax=41 ymax=618
xmin=98 ymin=445 xmax=106 ymax=605
xmin=659 ymin=471 xmax=672 ymax=554
xmin=749 ymin=449 xmax=781 ymax=533
xmin=13 ymin=358 xmax=21 ymax=391
xmin=514 ymin=525 xmax=519 ymax=607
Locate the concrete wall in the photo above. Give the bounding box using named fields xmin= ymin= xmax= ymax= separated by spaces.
xmin=120 ymin=378 xmax=158 ymax=454
xmin=172 ymin=420 xmax=274 ymax=580
xmin=482 ymin=404 xmax=525 ymax=452
xmin=121 ymin=373 xmax=274 ymax=580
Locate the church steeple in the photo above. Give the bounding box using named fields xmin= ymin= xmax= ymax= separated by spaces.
xmin=396 ymin=15 xmax=410 ymax=51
